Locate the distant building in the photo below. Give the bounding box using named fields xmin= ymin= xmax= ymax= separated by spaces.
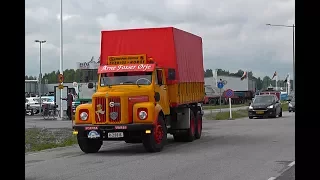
xmin=205 ymin=75 xmax=256 ymax=92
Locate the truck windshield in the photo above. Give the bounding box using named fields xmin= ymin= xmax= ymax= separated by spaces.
xmin=100 ymin=72 xmax=152 ymax=87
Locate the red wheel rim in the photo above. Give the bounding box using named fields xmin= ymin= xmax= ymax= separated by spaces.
xmin=197 ymin=116 xmax=202 ymax=134
xmin=154 ymin=122 xmax=163 ymax=144
xmin=190 ymin=117 xmax=195 ymax=135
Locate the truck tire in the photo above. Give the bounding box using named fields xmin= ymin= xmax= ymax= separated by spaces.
xmin=77 ymin=136 xmax=102 ymax=153
xmin=142 ymin=114 xmax=167 ymax=152
xmin=194 ymin=112 xmax=202 ymax=139
xmin=209 ymin=99 xmax=215 ymax=105
xmin=173 ymin=110 xmax=196 ymax=142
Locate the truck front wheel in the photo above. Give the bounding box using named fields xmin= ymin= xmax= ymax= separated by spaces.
xmin=142 ymin=114 xmax=167 ymax=152
xmin=77 ymin=136 xmax=102 ymax=153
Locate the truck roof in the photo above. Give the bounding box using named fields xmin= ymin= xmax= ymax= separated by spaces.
xmin=100 ymin=27 xmax=204 ymax=83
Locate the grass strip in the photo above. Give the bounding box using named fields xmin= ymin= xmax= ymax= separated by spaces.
xmin=25 ymin=128 xmax=77 ymax=153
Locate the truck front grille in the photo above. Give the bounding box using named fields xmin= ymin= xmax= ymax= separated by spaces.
xmin=95 ymin=97 xmax=107 ymax=123
xmin=108 ymin=97 xmax=121 ymax=123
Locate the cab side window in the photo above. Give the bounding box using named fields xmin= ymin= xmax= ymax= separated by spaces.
xmin=156 ymin=69 xmax=163 ymax=85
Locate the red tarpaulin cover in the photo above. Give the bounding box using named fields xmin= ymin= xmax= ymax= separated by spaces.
xmin=100 ymin=27 xmax=204 ymax=83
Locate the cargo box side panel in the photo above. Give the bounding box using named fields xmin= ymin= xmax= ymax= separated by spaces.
xmin=173 ymin=28 xmax=204 ymax=83
xmin=100 ymin=27 xmax=177 ymax=70
xmin=168 ymin=82 xmax=204 ymax=106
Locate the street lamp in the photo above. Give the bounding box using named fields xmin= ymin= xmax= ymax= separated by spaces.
xmin=59 ymin=0 xmax=64 ymax=119
xmin=35 ymin=40 xmax=46 ymax=113
xmin=266 ymin=23 xmax=295 ymax=94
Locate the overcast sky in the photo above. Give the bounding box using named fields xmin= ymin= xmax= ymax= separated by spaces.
xmin=25 ymin=0 xmax=294 ymax=79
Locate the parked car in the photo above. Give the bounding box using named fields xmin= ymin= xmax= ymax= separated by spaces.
xmin=288 ymin=97 xmax=295 ymax=112
xmin=26 ymin=97 xmax=40 ymax=114
xmin=248 ymin=94 xmax=282 ymax=119
xmin=25 ymin=98 xmax=34 ymax=116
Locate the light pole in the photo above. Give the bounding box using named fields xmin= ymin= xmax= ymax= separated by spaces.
xmin=35 ymin=40 xmax=46 ymax=113
xmin=266 ymin=23 xmax=295 ymax=94
xmin=59 ymin=0 xmax=64 ymax=119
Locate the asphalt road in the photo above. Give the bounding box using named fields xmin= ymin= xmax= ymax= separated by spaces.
xmin=25 ymin=112 xmax=295 ymax=180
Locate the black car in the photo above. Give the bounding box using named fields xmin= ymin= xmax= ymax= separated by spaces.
xmin=288 ymin=97 xmax=295 ymax=112
xmin=248 ymin=94 xmax=282 ymax=119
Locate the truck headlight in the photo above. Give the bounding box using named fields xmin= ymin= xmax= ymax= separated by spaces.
xmin=80 ymin=112 xmax=88 ymax=121
xmin=289 ymin=103 xmax=292 ymax=107
xmin=139 ymin=111 xmax=147 ymax=120
xmin=267 ymin=105 xmax=273 ymax=109
xmin=249 ymin=106 xmax=253 ymax=110
xmin=138 ymin=108 xmax=148 ymax=120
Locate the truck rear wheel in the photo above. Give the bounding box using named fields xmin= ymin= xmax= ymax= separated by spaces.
xmin=173 ymin=110 xmax=196 ymax=142
xmin=77 ymin=136 xmax=102 ymax=153
xmin=195 ymin=112 xmax=202 ymax=139
xmin=142 ymin=114 xmax=167 ymax=152
xmin=209 ymin=99 xmax=216 ymax=105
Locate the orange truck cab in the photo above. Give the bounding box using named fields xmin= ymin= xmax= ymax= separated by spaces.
xmin=73 ymin=27 xmax=205 ymax=153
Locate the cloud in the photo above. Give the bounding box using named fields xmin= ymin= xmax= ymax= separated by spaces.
xmin=25 ymin=0 xmax=294 ymax=79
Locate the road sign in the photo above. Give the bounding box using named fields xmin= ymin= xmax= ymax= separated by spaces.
xmin=217 ymin=82 xmax=224 ymax=89
xmin=225 ymin=89 xmax=234 ymax=98
xmin=58 ymin=74 xmax=64 ymax=83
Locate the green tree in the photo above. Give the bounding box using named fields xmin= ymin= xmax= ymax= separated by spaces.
xmin=204 ymin=69 xmax=213 ymax=77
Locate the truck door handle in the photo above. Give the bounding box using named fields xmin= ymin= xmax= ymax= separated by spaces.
xmin=163 ymin=87 xmax=167 ymax=90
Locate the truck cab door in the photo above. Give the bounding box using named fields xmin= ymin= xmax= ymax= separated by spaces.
xmin=154 ymin=69 xmax=170 ymax=115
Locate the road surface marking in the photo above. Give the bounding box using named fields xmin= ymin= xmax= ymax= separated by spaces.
xmin=288 ymin=161 xmax=295 ymax=167
xmin=267 ymin=161 xmax=295 ymax=180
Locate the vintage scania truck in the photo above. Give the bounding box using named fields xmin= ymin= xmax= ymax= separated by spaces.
xmin=73 ymin=27 xmax=205 ymax=153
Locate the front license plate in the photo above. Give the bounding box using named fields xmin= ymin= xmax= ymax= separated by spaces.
xmin=256 ymin=111 xmax=264 ymax=114
xmin=88 ymin=130 xmax=100 ymax=139
xmin=108 ymin=132 xmax=124 ymax=138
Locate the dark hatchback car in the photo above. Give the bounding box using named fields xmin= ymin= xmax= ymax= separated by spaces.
xmin=248 ymin=94 xmax=282 ymax=119
xmin=288 ymin=97 xmax=295 ymax=112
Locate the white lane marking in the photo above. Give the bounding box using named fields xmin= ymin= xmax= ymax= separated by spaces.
xmin=267 ymin=177 xmax=276 ymax=180
xmin=288 ymin=161 xmax=295 ymax=167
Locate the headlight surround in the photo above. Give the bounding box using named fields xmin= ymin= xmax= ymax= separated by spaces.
xmin=80 ymin=112 xmax=88 ymax=121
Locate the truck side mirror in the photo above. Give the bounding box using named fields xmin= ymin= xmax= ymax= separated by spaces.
xmin=168 ymin=69 xmax=176 ymax=80
xmin=154 ymin=92 xmax=160 ymax=102
xmin=88 ymin=83 xmax=94 ymax=89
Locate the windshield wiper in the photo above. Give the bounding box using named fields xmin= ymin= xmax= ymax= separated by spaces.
xmin=122 ymin=81 xmax=134 ymax=84
xmin=121 ymin=81 xmax=141 ymax=87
